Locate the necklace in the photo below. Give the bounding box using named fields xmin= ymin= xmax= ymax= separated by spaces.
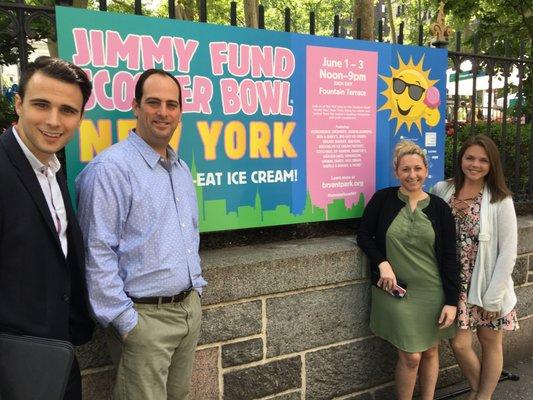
xmin=452 ymin=186 xmax=483 ymax=218
xmin=451 ymin=197 xmax=475 ymax=218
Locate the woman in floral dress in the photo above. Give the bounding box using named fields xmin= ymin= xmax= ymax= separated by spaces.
xmin=433 ymin=134 xmax=518 ymax=400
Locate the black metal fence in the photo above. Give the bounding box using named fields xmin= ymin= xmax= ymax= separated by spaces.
xmin=1 ymin=0 xmax=532 ymax=204
xmin=447 ymin=37 xmax=533 ymax=202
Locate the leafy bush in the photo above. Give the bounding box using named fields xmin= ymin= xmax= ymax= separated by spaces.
xmin=0 ymin=93 xmax=17 ymax=131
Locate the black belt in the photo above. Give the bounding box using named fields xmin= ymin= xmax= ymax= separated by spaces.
xmin=131 ymin=290 xmax=192 ymax=305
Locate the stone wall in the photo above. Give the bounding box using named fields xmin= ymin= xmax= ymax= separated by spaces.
xmin=78 ymin=215 xmax=533 ymax=399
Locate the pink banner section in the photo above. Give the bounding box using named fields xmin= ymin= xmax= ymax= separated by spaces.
xmin=306 ymin=45 xmax=377 ymax=216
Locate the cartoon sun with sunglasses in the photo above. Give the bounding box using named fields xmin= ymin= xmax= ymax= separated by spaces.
xmin=379 ymin=53 xmax=441 ymax=134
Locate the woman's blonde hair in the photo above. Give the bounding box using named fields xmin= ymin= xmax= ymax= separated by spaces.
xmin=392 ymin=140 xmax=428 ymax=171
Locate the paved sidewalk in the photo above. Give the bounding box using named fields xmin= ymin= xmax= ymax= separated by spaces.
xmin=434 ymin=356 xmax=533 ymax=400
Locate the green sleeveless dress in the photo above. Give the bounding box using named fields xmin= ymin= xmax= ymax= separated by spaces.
xmin=370 ymin=190 xmax=456 ymax=352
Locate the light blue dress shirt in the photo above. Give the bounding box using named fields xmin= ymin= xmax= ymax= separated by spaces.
xmin=76 ymin=131 xmax=207 ymax=335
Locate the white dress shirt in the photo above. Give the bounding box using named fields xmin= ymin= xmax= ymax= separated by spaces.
xmin=13 ymin=127 xmax=68 ymax=257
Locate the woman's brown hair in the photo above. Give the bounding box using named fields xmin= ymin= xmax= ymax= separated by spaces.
xmin=454 ymin=134 xmax=512 ymax=202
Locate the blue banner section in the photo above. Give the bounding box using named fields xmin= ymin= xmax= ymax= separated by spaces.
xmin=56 ymin=6 xmax=446 ymax=232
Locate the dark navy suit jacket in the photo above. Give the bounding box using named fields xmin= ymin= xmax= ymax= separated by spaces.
xmin=0 ymin=127 xmax=93 ymax=345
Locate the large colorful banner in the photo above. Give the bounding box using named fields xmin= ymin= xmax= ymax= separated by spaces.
xmin=56 ymin=7 xmax=447 ymax=232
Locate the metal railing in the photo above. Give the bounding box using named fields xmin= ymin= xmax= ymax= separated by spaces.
xmin=447 ymin=34 xmax=533 ymax=202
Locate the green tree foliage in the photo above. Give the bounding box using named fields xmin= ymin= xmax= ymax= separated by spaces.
xmin=400 ymin=0 xmax=435 ymax=45
xmin=445 ymin=0 xmax=532 ymax=55
xmin=443 ymin=0 xmax=532 ymax=120
xmin=0 ymin=17 xmax=18 ymax=66
xmin=0 ymin=92 xmax=16 ymax=128
xmin=374 ymin=1 xmax=531 ymax=122
xmin=380 ymin=0 xmax=440 ymax=45
xmin=259 ymin=0 xmax=352 ymax=36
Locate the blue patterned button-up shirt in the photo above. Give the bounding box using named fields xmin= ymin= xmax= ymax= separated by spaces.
xmin=76 ymin=131 xmax=206 ymax=335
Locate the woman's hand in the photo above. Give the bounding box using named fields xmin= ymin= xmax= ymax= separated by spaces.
xmin=377 ymin=261 xmax=397 ymax=292
xmin=477 ymin=306 xmax=500 ymax=321
xmin=438 ymin=305 xmax=457 ymax=329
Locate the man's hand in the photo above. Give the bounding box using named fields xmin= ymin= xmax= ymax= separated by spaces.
xmin=121 ymin=333 xmax=129 ymax=342
xmin=438 ymin=305 xmax=457 ymax=329
xmin=377 ymin=261 xmax=396 ymax=292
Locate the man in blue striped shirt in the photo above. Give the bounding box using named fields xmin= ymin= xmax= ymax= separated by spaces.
xmin=76 ymin=69 xmax=206 ymax=400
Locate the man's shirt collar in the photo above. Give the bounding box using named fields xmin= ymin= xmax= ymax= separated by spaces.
xmin=128 ymin=130 xmax=181 ymax=169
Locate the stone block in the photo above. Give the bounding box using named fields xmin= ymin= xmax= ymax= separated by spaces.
xmin=190 ymin=347 xmax=219 ymax=400
xmin=341 ymin=392 xmax=374 ymax=400
xmin=305 ymin=337 xmax=396 ymax=399
xmin=436 ymin=365 xmax=466 ymax=389
xmin=81 ymin=347 xmax=220 ymax=400
xmin=371 ymin=383 xmax=396 ymax=400
xmin=517 ymin=216 xmax=533 ymax=255
xmin=199 ymin=301 xmax=262 ymax=344
xmin=267 ymin=284 xmax=371 ymax=357
xmin=201 ymin=237 xmax=363 ymax=304
xmin=514 ymin=284 xmax=533 ymax=319
xmin=82 ymin=368 xmax=113 ymax=400
xmin=503 ymin=316 xmax=533 ymax=365
xmin=77 ymin=326 xmax=112 ymax=370
xmin=223 ymin=357 xmax=301 ymax=400
xmin=432 ymin=365 xmax=473 ymax=399
xmin=222 ymin=338 xmax=263 ymax=368
xmin=270 ymin=392 xmax=301 ymax=400
xmin=439 ymin=340 xmax=457 ymax=368
xmin=529 ymin=255 xmax=533 ymax=283
xmin=512 ymin=256 xmax=529 ymax=285
xmin=342 ymin=392 xmax=374 ymax=400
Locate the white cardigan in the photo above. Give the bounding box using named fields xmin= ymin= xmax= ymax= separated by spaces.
xmin=433 ymin=180 xmax=517 ymax=316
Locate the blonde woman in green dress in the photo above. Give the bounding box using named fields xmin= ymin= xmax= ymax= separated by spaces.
xmin=358 ymin=140 xmax=460 ymax=400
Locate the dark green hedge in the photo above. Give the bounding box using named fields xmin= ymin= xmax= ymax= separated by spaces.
xmin=0 ymin=93 xmax=16 ymax=131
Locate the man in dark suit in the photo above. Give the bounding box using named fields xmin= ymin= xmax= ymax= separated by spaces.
xmin=0 ymin=57 xmax=94 ymax=400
